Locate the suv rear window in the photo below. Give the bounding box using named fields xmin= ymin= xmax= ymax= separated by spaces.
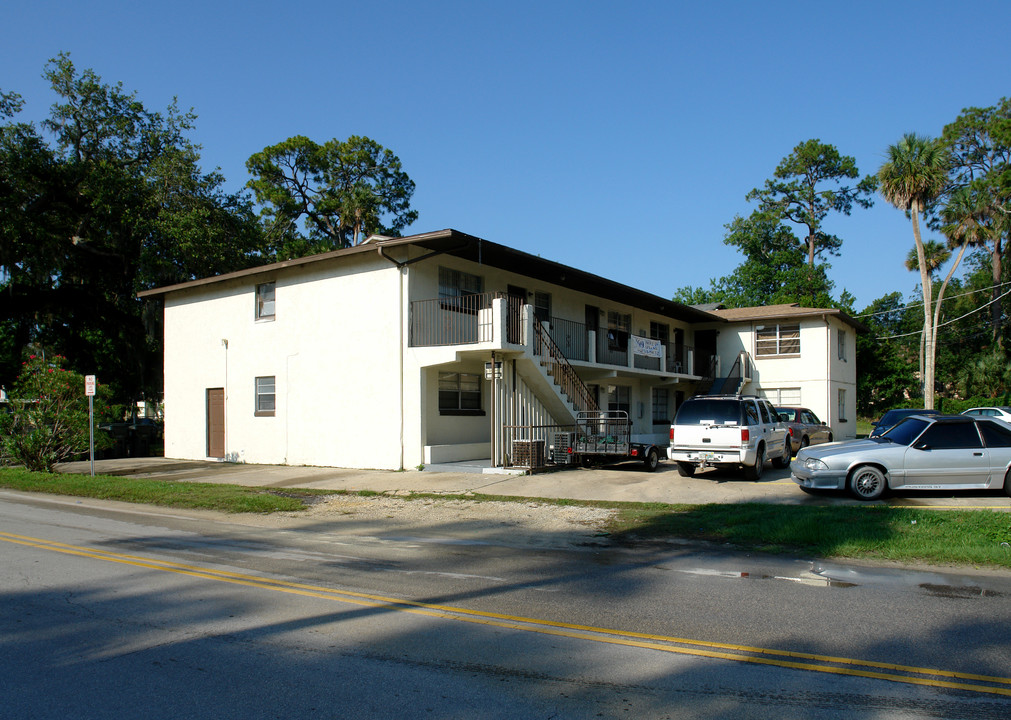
xmin=674 ymin=399 xmax=743 ymax=425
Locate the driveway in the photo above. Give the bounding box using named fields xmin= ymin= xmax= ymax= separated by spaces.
xmin=56 ymin=457 xmax=1011 ymax=508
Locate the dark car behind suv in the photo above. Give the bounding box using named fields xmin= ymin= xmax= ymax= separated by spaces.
xmin=869 ymin=408 xmax=941 ymax=437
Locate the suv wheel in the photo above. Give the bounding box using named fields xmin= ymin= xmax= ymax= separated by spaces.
xmin=771 ymin=439 xmax=791 ymax=469
xmin=677 ymin=461 xmax=696 ymax=477
xmin=743 ymin=444 xmax=765 ymax=481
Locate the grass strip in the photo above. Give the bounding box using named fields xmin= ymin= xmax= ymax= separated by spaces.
xmin=603 ymin=502 xmax=1011 ymax=568
xmin=0 ymin=467 xmax=319 ymax=513
xmin=2 ymin=468 xmax=1010 ymax=568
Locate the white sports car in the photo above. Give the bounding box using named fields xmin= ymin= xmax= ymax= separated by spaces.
xmin=791 ymin=414 xmax=1011 ymax=501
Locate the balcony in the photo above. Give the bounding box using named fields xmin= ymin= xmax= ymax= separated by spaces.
xmin=409 ymin=294 xmax=695 ymax=376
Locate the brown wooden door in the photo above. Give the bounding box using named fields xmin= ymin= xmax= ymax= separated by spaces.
xmin=206 ymin=388 xmax=225 ymax=459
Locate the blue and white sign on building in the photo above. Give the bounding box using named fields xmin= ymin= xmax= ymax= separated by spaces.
xmin=631 ymin=336 xmax=662 ymax=358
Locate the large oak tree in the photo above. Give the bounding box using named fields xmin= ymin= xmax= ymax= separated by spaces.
xmin=0 ymin=54 xmax=267 ymax=404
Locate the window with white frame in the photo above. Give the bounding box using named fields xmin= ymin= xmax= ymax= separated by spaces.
xmin=838 ymin=388 xmax=847 ymax=422
xmin=255 ymin=376 xmax=275 ymax=416
xmin=838 ymin=328 xmax=848 ymax=361
xmin=756 ymin=323 xmax=800 ymax=356
xmin=438 ymin=371 xmax=482 ymax=415
xmin=606 ymin=385 xmax=630 ymax=415
xmin=652 ymin=387 xmax=670 ymax=425
xmin=256 ymin=282 xmax=275 ymax=320
xmin=759 ymin=387 xmax=802 ymax=405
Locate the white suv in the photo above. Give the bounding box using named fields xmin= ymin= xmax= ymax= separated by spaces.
xmin=668 ymin=395 xmax=791 ymax=480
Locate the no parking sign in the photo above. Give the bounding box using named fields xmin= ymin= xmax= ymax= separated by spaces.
xmin=85 ymin=375 xmax=96 ymax=475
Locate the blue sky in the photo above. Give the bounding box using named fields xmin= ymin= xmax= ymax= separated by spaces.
xmin=3 ymin=0 xmax=1009 ymax=310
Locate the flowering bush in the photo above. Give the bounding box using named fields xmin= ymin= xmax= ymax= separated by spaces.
xmin=0 ymin=355 xmax=115 ymax=472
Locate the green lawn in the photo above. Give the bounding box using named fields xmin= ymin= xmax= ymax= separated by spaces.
xmin=2 ymin=467 xmax=1009 ymax=569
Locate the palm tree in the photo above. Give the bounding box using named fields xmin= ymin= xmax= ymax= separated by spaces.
xmin=878 ymin=133 xmax=949 ymax=408
xmin=903 ymin=240 xmax=951 ymax=384
xmin=941 ymin=185 xmax=1008 ymax=348
xmin=903 ymin=240 xmax=950 ymax=274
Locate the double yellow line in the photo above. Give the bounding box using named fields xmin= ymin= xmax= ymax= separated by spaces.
xmin=3 ymin=530 xmax=1010 ymax=696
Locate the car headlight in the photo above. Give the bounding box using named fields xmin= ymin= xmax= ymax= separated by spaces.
xmin=803 ymin=456 xmax=829 ymax=471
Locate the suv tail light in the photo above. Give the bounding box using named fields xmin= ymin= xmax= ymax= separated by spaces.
xmin=741 ymin=428 xmax=750 ymax=443
xmin=670 ymin=427 xmax=674 ymax=441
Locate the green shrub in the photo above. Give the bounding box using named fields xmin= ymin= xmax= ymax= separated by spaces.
xmin=0 ymin=355 xmax=115 ymax=472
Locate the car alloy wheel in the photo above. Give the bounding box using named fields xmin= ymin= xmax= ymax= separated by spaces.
xmin=849 ymin=465 xmax=886 ymax=501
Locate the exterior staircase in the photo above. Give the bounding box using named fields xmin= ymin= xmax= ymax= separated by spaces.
xmin=532 ymin=322 xmax=598 ymax=418
xmin=706 ymin=351 xmax=752 ymax=395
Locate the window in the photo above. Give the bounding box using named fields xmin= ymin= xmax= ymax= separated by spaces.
xmin=438 ymin=372 xmax=482 ymax=415
xmin=255 ymin=376 xmax=275 ymax=416
xmin=756 ymin=324 xmax=800 ymax=356
xmin=606 ymin=311 xmax=631 ymax=351
xmin=838 ymin=329 xmax=848 ymax=361
xmin=838 ymin=388 xmax=847 ymax=422
xmin=979 ymin=420 xmax=1011 ymax=447
xmin=652 ymin=388 xmax=670 ymax=425
xmin=759 ymin=387 xmax=801 ymax=405
xmin=439 ymin=267 xmax=483 ymax=312
xmin=649 ymin=321 xmax=669 ymax=343
xmin=917 ymin=422 xmax=982 ymax=449
xmin=256 ymin=282 xmax=275 ymax=320
xmin=744 ymin=402 xmax=760 ymax=425
xmin=533 ymin=292 xmax=552 ymax=324
xmin=606 ymin=385 xmax=630 ymax=415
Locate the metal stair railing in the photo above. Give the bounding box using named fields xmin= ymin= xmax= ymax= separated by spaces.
xmin=707 ymin=351 xmax=752 ymax=395
xmin=533 ymin=322 xmax=599 ymax=414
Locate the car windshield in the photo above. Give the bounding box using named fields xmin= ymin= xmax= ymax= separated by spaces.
xmin=675 ymin=399 xmax=742 ymax=425
xmin=881 ymin=417 xmax=930 ymax=445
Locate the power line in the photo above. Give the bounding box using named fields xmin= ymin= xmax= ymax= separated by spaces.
xmin=856 ymin=279 xmax=1011 ymax=320
xmin=875 ymin=286 xmax=1011 ymax=340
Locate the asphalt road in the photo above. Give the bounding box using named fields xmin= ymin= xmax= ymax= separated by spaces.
xmin=3 ymin=491 xmax=1010 ymax=719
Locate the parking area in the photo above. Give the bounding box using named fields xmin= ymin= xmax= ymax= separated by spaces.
xmin=55 ymin=457 xmax=1011 ymax=508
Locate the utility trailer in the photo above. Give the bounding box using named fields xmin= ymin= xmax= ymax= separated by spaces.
xmin=552 ymin=410 xmax=663 ymax=471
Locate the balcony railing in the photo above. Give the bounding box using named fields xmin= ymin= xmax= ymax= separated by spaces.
xmin=410 ymin=298 xmax=694 ymax=375
xmin=409 ymin=292 xmax=503 ymax=346
xmin=545 ymin=317 xmax=588 ymax=361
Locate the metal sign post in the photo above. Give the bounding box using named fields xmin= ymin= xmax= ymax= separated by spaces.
xmin=85 ymin=375 xmax=96 ymax=477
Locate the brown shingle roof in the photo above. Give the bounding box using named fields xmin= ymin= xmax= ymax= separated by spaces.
xmin=709 ymin=303 xmax=869 ymax=332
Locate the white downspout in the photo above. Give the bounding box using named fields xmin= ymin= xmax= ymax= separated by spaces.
xmin=825 ymin=318 xmax=832 ymax=428
xmin=221 ymin=338 xmax=228 ymax=461
xmin=399 ymin=264 xmax=406 ymax=470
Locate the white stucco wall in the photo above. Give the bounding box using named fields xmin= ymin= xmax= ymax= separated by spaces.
xmin=725 ymin=315 xmax=857 ymax=440
xmin=163 ymin=254 xmax=407 ymax=469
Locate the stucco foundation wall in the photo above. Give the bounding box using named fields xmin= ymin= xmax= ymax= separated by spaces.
xmin=163 ymin=255 xmax=406 ymax=469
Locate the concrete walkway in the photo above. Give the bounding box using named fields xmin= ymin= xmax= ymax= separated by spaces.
xmin=55 ymin=456 xmax=1011 ymax=507
xmin=58 ymin=456 xmax=810 ymax=505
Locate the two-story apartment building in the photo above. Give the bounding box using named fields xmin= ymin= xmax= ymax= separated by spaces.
xmin=138 ymin=229 xmax=862 ymax=471
xmin=696 ymin=304 xmax=863 ymax=436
